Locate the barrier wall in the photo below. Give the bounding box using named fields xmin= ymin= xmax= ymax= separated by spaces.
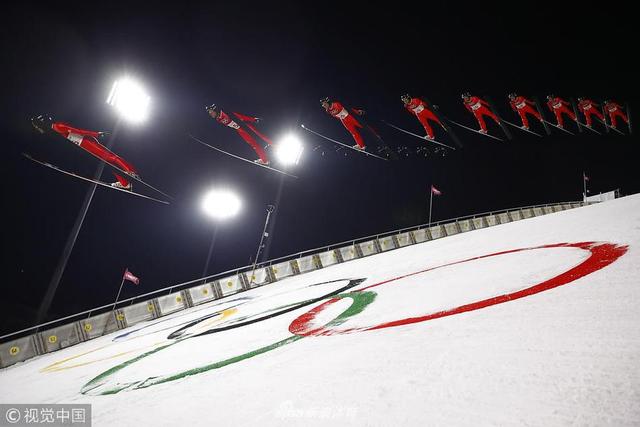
xmin=378 ymin=236 xmax=396 ymax=252
xmin=0 ymin=335 xmax=39 ymax=368
xmin=297 ymin=255 xmax=319 ymax=273
xmin=219 ymin=274 xmax=245 ymax=296
xmin=122 ymin=301 xmax=157 ymax=327
xmin=271 ymin=261 xmax=297 ymax=281
xmin=189 ymin=284 xmax=215 ymax=306
xmin=497 ymin=212 xmax=511 ymax=224
xmin=521 ymin=208 xmax=534 ymax=219
xmin=396 ymin=232 xmax=414 ymax=247
xmin=318 ymin=249 xmax=341 ymax=268
xmin=0 ymin=200 xmax=588 ymax=368
xmin=429 ymin=225 xmax=445 ymax=240
xmin=82 ymin=312 xmax=121 ymax=340
xmin=412 ymin=229 xmax=431 ymax=243
xmin=157 ymin=292 xmax=187 ymax=316
xmin=472 ymin=217 xmax=488 ymax=229
xmin=359 ymin=240 xmax=379 ymax=257
xmin=247 ymin=267 xmax=271 ymax=288
xmin=339 ymin=245 xmax=359 ymax=262
xmin=40 ymin=323 xmax=82 ymax=353
xmin=444 ymin=222 xmax=460 ymax=236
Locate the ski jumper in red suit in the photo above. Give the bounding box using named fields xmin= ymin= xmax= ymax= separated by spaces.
xmin=214 ymin=110 xmax=270 ymax=162
xmin=509 ymin=96 xmax=542 ymax=128
xmin=577 ymin=99 xmax=604 ymax=127
xmin=404 ymin=97 xmax=442 ymax=139
xmin=603 ymin=101 xmax=628 ymax=128
xmin=325 ymin=101 xmax=365 ymax=148
xmin=464 ymin=96 xmax=500 ymax=132
xmin=51 ymin=122 xmax=137 ymax=187
xmin=546 ymin=97 xmax=576 ymax=128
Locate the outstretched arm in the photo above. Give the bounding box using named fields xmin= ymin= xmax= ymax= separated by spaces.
xmin=232 ymin=112 xmax=260 ymax=123
xmin=54 ymin=122 xmax=101 ymax=138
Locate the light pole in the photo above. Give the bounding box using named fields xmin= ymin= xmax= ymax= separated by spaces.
xmin=249 ymin=204 xmax=276 ymax=285
xmin=35 ymin=77 xmax=150 ymax=326
xmin=200 ymin=188 xmax=242 ymax=282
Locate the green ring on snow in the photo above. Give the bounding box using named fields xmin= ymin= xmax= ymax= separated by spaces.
xmin=81 ymin=290 xmax=377 ymax=395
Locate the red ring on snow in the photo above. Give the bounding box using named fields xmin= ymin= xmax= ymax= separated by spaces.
xmin=289 ymin=242 xmax=628 ymax=336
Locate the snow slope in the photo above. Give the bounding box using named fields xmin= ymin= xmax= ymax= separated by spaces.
xmin=2 ymin=195 xmax=640 ymax=427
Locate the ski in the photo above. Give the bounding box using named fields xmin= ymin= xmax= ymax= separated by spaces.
xmin=580 ymin=121 xmax=602 ymax=135
xmin=22 ymin=153 xmax=170 ymax=205
xmin=543 ymin=119 xmax=575 ymax=135
xmin=300 ymin=124 xmax=388 ymax=161
xmin=382 ymin=120 xmax=456 ymax=150
xmin=486 ymin=97 xmax=513 ymax=140
xmin=349 ymin=109 xmax=399 ymax=160
xmin=533 ymin=97 xmax=552 ymax=135
xmin=500 ymin=118 xmax=543 ymax=137
xmin=425 ymin=99 xmax=464 ymax=148
xmin=597 ymin=117 xmax=625 ymax=135
xmin=444 ymin=117 xmax=504 ymax=142
xmin=188 ymin=134 xmax=298 ymax=178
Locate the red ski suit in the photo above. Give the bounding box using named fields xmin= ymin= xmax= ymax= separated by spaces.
xmin=404 ymin=97 xmax=442 ymax=139
xmin=213 ymin=111 xmax=271 ymax=162
xmin=325 ymin=101 xmax=365 ymax=148
xmin=509 ymin=96 xmax=542 ymax=128
xmin=463 ymin=96 xmax=499 ymax=132
xmin=51 ymin=122 xmax=137 ymax=187
xmin=546 ymin=97 xmax=576 ymax=127
xmin=603 ymin=101 xmax=628 ymax=128
xmin=577 ymin=99 xmax=604 ymax=127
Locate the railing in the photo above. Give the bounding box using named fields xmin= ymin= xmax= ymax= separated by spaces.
xmin=0 ymin=199 xmax=586 ymax=367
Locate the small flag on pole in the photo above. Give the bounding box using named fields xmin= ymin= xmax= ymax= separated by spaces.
xmin=123 ymin=269 xmax=140 ymax=285
xmin=431 ymin=185 xmax=442 ymax=196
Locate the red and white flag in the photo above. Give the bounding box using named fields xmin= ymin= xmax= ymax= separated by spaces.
xmin=123 ymin=269 xmax=140 ymax=285
xmin=431 ymin=185 xmax=442 ymax=196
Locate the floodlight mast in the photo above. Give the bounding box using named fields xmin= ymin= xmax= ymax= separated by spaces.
xmin=249 ymin=204 xmax=276 ymax=285
xmin=200 ymin=188 xmax=242 ymax=282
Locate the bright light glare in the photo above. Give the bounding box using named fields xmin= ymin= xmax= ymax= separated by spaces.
xmin=106 ymin=78 xmax=151 ymax=123
xmin=202 ymin=189 xmax=241 ymax=220
xmin=275 ymin=134 xmax=304 ymax=166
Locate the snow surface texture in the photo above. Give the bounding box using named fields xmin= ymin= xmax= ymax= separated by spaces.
xmin=1 ymin=195 xmax=639 ymax=427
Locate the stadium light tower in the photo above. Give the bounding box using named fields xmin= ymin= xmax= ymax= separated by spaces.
xmin=274 ymin=133 xmax=304 ymax=166
xmin=200 ymin=188 xmax=242 ymax=280
xmin=106 ymin=77 xmax=151 ymax=123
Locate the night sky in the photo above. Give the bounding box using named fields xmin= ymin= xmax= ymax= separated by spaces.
xmin=2 ymin=2 xmax=638 ymax=334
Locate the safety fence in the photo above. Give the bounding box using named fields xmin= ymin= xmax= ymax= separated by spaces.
xmin=0 ymin=200 xmax=586 ymax=368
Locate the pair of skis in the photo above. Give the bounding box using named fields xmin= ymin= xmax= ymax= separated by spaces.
xmin=300 ymin=124 xmax=390 ymax=161
xmin=382 ymin=120 xmax=457 ymax=150
xmin=383 ymin=98 xmax=463 ymax=150
xmin=187 ymin=134 xmax=298 ymax=178
xmin=25 ymin=135 xmax=173 ymax=205
xmin=23 ymin=153 xmax=171 ymax=204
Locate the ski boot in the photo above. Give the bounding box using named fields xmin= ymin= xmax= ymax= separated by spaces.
xmin=479 ymin=129 xmax=488 ymax=134
xmin=111 ymin=182 xmax=132 ymax=190
xmin=352 ymin=144 xmax=365 ymax=151
xmin=254 ymin=159 xmax=270 ymax=166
